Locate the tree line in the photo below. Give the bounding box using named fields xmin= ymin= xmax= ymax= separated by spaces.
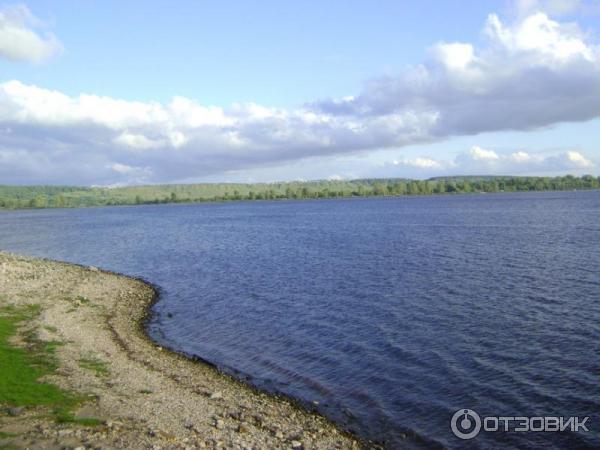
xmin=1 ymin=175 xmax=599 ymax=210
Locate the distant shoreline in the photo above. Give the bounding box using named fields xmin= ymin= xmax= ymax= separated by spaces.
xmin=0 ymin=251 xmax=368 ymax=449
xmin=1 ymin=175 xmax=598 ymax=211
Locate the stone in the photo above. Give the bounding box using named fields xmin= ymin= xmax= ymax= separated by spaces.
xmin=6 ymin=407 xmax=24 ymax=416
xmin=214 ymin=419 xmax=225 ymax=430
xmin=291 ymin=441 xmax=303 ymax=449
xmin=209 ymin=391 xmax=223 ymax=400
xmin=229 ymin=410 xmax=242 ymax=420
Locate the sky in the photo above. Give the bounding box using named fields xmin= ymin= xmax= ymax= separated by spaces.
xmin=1 ymin=0 xmax=600 ymax=185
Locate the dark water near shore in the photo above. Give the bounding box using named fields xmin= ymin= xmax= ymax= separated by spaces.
xmin=1 ymin=192 xmax=600 ymax=449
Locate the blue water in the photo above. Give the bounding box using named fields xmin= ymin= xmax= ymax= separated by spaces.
xmin=1 ymin=192 xmax=599 ymax=449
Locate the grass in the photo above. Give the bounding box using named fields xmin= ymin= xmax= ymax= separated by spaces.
xmin=78 ymin=357 xmax=109 ymax=377
xmin=63 ymin=295 xmax=97 ymax=313
xmin=55 ymin=410 xmax=103 ymax=426
xmin=0 ymin=304 xmax=98 ymax=424
xmin=0 ymin=431 xmax=18 ymax=450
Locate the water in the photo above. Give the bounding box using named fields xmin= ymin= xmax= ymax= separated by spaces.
xmin=1 ymin=191 xmax=599 ymax=449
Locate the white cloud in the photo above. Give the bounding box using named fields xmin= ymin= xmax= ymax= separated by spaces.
xmin=509 ymin=150 xmax=535 ymax=162
xmin=430 ymin=42 xmax=476 ymax=71
xmin=0 ymin=79 xmax=442 ymax=183
xmin=108 ymin=161 xmax=150 ymax=174
xmin=0 ymin=5 xmax=62 ymax=63
xmin=459 ymin=148 xmax=595 ymax=172
xmin=388 ymin=148 xmax=594 ymax=177
xmin=114 ymin=132 xmax=163 ymax=150
xmin=0 ymin=9 xmax=600 ymax=184
xmin=109 ymin=163 xmax=135 ymax=174
xmin=393 ymin=157 xmax=443 ymax=169
xmin=469 ymin=146 xmax=500 ymax=161
xmin=562 ymin=149 xmax=593 ymax=167
xmin=317 ymin=11 xmax=600 ymax=137
xmin=512 ymin=0 xmax=590 ymax=17
xmin=487 ymin=12 xmax=593 ymax=61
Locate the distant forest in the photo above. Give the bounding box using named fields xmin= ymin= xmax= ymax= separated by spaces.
xmin=1 ymin=175 xmax=599 ymax=210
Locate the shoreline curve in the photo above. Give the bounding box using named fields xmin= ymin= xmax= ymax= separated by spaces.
xmin=0 ymin=251 xmax=372 ymax=449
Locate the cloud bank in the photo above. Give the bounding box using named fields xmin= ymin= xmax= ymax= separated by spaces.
xmin=391 ymin=147 xmax=594 ymax=176
xmin=0 ymin=8 xmax=599 ymax=184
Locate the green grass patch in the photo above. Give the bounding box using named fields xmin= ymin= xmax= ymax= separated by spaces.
xmin=64 ymin=295 xmax=91 ymax=308
xmin=54 ymin=410 xmax=103 ymax=426
xmin=0 ymin=304 xmax=98 ymax=424
xmin=63 ymin=296 xmax=97 ymax=313
xmin=78 ymin=357 xmax=108 ymax=377
xmin=74 ymin=296 xmax=90 ymax=305
xmin=0 ymin=443 xmax=20 ymax=450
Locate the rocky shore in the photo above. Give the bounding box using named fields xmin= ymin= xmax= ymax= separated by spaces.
xmin=0 ymin=252 xmax=367 ymax=449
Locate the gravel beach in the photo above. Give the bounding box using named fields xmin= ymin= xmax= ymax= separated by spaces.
xmin=0 ymin=252 xmax=367 ymax=450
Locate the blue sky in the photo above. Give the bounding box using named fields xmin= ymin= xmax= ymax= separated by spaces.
xmin=1 ymin=0 xmax=600 ymax=185
xmin=5 ymin=1 xmax=498 ymax=105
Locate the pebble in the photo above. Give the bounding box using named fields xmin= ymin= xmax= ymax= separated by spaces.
xmin=252 ymin=415 xmax=263 ymax=426
xmin=6 ymin=407 xmax=24 ymax=416
xmin=229 ymin=410 xmax=242 ymax=420
xmin=291 ymin=441 xmax=303 ymax=449
xmin=214 ymin=419 xmax=225 ymax=430
xmin=209 ymin=391 xmax=223 ymax=400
